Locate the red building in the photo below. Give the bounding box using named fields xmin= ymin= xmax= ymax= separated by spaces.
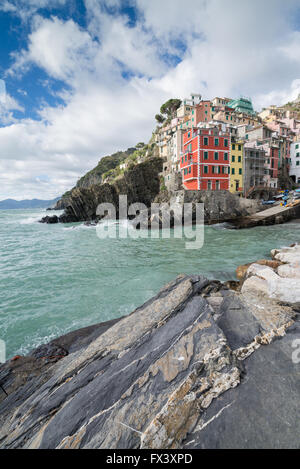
xmin=269 ymin=145 xmax=279 ymax=180
xmin=180 ymin=126 xmax=231 ymax=191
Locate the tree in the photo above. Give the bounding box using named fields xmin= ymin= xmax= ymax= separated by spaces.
xmin=160 ymin=99 xmax=182 ymax=119
xmin=155 ymin=114 xmax=165 ymax=124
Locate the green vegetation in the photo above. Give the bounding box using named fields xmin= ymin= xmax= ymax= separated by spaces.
xmin=160 ymin=99 xmax=182 ymax=118
xmin=76 ymin=148 xmax=136 ymax=188
xmin=155 ymin=98 xmax=182 ymax=125
xmin=58 ymin=136 xmax=159 ymax=205
xmin=160 ymin=175 xmax=167 ymax=192
xmin=155 ymin=114 xmax=165 ymax=124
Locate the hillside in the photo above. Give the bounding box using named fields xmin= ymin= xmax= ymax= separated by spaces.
xmin=0 ymin=198 xmax=60 ymax=210
xmin=42 ymin=157 xmax=163 ymax=223
xmin=75 ymin=148 xmax=136 ymax=189
xmin=55 ymin=140 xmax=159 ymax=210
xmin=282 ymin=95 xmax=300 ymax=115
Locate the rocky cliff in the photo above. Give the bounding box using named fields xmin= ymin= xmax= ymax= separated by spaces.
xmin=175 ymin=190 xmax=261 ymax=225
xmin=54 ymin=148 xmax=137 ymax=210
xmin=42 ymin=157 xmax=163 ymax=223
xmin=0 ymin=244 xmax=299 ymax=449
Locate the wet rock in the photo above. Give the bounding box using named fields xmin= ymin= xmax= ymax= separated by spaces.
xmin=39 ymin=215 xmax=59 ymax=224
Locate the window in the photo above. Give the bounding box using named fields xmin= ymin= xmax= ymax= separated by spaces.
xmin=297 ymin=153 xmax=300 ymax=157
xmin=296 ymin=144 xmax=299 ymax=149
xmin=185 ymin=155 xmax=187 ymax=162
xmin=232 ymin=143 xmax=235 ymax=150
xmin=224 ymin=153 xmax=228 ymax=161
xmin=238 ymin=145 xmax=242 ymax=151
xmin=214 ymin=138 xmax=219 ymax=146
xmin=232 ymin=168 xmax=235 ymax=175
xmin=204 ymin=137 xmax=208 ymax=145
xmin=214 ymin=152 xmax=219 ymax=160
xmin=216 ymin=181 xmax=220 ymax=190
xmin=181 ymin=157 xmax=184 ymax=164
xmin=297 ymin=161 xmax=300 ymax=166
xmin=204 ymin=151 xmax=208 ymax=160
xmin=188 ymin=132 xmax=191 ymax=138
xmin=224 ymin=139 xmax=228 ymax=147
xmin=238 ymin=156 xmax=241 ymax=163
xmin=239 ymin=168 xmax=242 ymax=175
xmin=208 ymin=181 xmax=212 ymax=190
xmin=189 ymin=166 xmax=191 ymax=174
xmin=204 ymin=166 xmax=208 ymax=174
xmin=232 ymin=155 xmax=235 ymax=163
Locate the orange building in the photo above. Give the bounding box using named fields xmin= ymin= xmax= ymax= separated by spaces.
xmin=179 ymin=126 xmax=230 ymax=191
xmin=194 ymin=100 xmax=212 ymax=124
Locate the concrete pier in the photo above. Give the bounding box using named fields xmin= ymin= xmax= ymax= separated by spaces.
xmin=231 ymin=202 xmax=300 ymax=229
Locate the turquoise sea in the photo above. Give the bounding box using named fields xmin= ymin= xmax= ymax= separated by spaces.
xmin=0 ymin=208 xmax=299 ymax=359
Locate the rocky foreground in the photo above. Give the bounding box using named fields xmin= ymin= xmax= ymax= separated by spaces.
xmin=0 ymin=245 xmax=300 ymax=449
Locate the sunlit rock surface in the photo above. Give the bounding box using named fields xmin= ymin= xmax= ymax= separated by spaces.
xmin=0 ymin=250 xmax=299 ymax=449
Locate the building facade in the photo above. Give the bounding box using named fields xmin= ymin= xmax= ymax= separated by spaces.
xmin=290 ymin=141 xmax=300 ymax=184
xmin=243 ymin=143 xmax=267 ymax=195
xmin=180 ymin=125 xmax=230 ymax=191
xmin=230 ymin=139 xmax=244 ymax=194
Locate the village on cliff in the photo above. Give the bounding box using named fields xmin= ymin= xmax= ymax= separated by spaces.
xmin=115 ymin=94 xmax=300 ymax=201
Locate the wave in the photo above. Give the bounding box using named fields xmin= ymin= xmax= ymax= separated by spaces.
xmin=211 ymin=222 xmax=234 ymax=230
xmin=19 ymin=215 xmax=43 ymax=225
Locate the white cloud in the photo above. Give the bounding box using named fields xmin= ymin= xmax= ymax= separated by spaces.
xmin=9 ymin=16 xmax=97 ymax=82
xmin=1 ymin=0 xmax=300 ymax=199
xmin=0 ymin=79 xmax=24 ymax=125
xmin=0 ymin=0 xmax=67 ymax=21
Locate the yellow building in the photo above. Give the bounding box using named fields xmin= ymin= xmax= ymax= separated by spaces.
xmin=230 ymin=140 xmax=244 ymax=194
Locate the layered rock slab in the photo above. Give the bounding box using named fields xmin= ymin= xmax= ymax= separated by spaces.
xmin=0 ymin=271 xmax=298 ymax=449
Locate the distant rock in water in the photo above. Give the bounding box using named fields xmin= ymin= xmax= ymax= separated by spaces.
xmin=39 ymin=215 xmax=59 ymax=224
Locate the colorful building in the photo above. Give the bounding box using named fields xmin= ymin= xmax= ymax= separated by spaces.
xmin=243 ymin=143 xmax=267 ymax=195
xmin=230 ymin=139 xmax=244 ymax=194
xmin=290 ymin=141 xmax=300 ymax=184
xmin=194 ymin=100 xmax=212 ymax=124
xmin=180 ymin=125 xmax=230 ymax=191
xmin=227 ymin=97 xmax=256 ymax=116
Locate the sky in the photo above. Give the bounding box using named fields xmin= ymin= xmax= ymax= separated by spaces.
xmin=0 ymin=0 xmax=300 ymax=200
